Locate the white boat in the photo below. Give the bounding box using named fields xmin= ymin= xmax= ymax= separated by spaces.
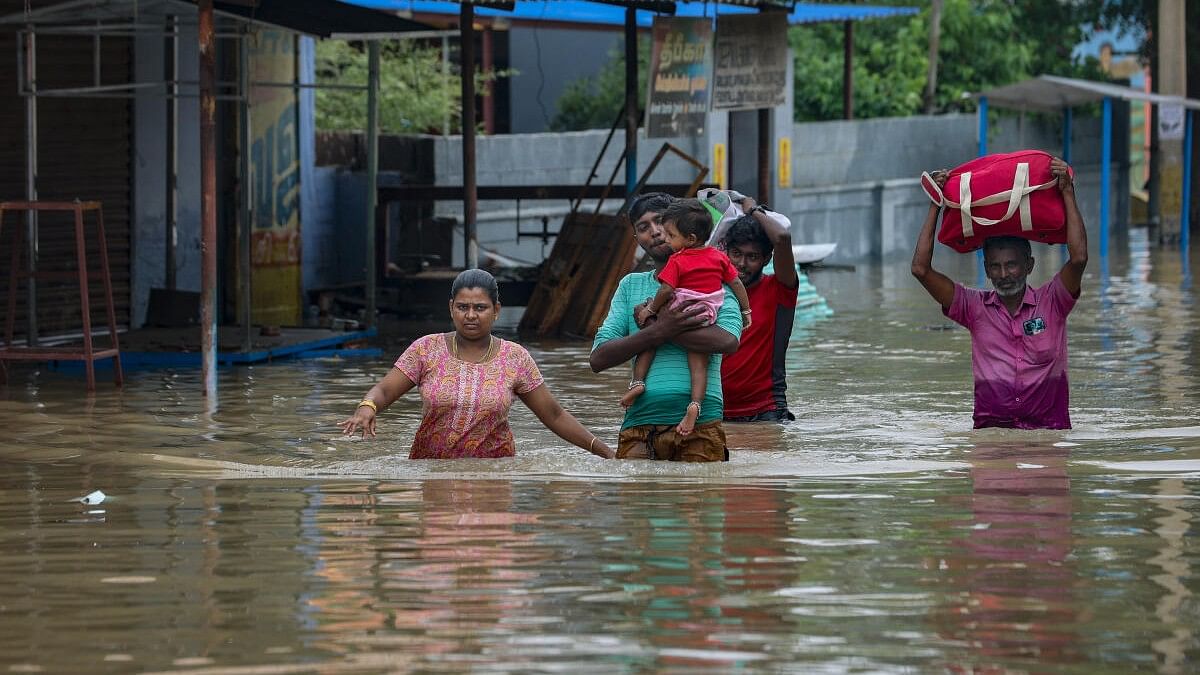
xmin=792 ymin=243 xmax=838 ymax=265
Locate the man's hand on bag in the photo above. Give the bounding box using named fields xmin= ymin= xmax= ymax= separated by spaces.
xmin=1050 ymin=158 xmax=1074 ymax=194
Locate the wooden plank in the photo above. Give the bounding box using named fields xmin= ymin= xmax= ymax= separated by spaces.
xmin=518 ymin=211 xmax=636 ymax=339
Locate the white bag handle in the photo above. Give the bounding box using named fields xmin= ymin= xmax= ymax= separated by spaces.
xmin=933 ymin=163 xmax=1057 ymax=240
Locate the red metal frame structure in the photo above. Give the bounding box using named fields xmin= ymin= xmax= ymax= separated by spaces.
xmin=0 ymin=201 xmax=124 ymax=390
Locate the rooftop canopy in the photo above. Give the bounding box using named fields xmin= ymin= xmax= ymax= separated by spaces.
xmin=974 ymin=74 xmax=1200 ymax=113
xmin=347 ymin=0 xmax=919 ymax=26
xmin=0 ymin=0 xmax=432 ymax=40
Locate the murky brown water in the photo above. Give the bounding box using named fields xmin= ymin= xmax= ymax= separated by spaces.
xmin=1 ymin=230 xmax=1198 ymax=673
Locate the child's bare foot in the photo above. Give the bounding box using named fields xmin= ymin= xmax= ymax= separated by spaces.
xmin=676 ymin=401 xmax=701 ymax=436
xmin=620 ymin=380 xmax=646 ymax=408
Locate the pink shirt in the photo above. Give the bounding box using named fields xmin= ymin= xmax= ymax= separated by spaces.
xmin=394 ymin=334 xmax=544 ymax=458
xmin=944 ymin=274 xmax=1078 ymax=429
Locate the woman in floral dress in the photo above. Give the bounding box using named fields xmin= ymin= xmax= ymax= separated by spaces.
xmin=340 ymin=269 xmax=614 ymax=459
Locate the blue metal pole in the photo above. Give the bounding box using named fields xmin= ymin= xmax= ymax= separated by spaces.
xmin=1182 ymin=109 xmax=1193 ymax=251
xmin=976 ymin=96 xmax=988 ymax=280
xmin=977 ymin=96 xmax=988 ymax=157
xmin=1062 ymin=107 xmax=1072 ymax=262
xmin=1100 ymin=97 xmax=1112 ymax=259
xmin=1062 ymin=107 xmax=1072 ymax=163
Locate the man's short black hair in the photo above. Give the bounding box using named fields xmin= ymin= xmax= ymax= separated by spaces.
xmin=661 ymin=198 xmax=714 ymax=243
xmin=720 ymin=215 xmax=772 ymax=257
xmin=628 ymin=192 xmax=675 ymax=227
xmin=982 ymin=236 xmax=1032 ymax=259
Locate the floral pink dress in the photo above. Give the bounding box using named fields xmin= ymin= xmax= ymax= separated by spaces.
xmin=394 ymin=334 xmax=544 ymax=459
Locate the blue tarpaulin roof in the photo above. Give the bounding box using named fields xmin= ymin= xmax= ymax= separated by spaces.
xmin=344 ymin=1 xmax=920 ymax=27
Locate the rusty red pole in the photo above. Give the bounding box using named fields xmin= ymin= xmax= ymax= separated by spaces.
xmin=199 ymin=0 xmax=218 ymax=399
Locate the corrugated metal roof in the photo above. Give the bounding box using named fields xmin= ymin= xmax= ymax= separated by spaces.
xmin=975 ymin=75 xmax=1200 ymax=112
xmin=0 ymin=0 xmax=433 ymax=39
xmin=347 ymin=1 xmax=919 ymax=26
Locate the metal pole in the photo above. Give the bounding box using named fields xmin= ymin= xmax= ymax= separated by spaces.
xmin=624 ymin=7 xmax=638 ymax=203
xmin=461 ymin=4 xmax=478 ymax=269
xmin=23 ymin=28 xmax=38 ymax=347
xmin=1101 ymin=96 xmax=1112 ymax=259
xmin=1182 ymin=109 xmax=1193 ymax=251
xmin=1062 ymin=106 xmax=1072 ymax=262
xmin=976 ymin=96 xmax=988 ymax=278
xmin=166 ymin=14 xmax=177 ymax=290
xmin=1061 ymin=106 xmax=1072 ymax=163
xmin=239 ymin=27 xmax=253 ymax=351
xmin=93 ymin=29 xmax=101 ymax=88
xmin=366 ymin=40 xmax=380 ymax=322
xmin=977 ymin=96 xmax=988 ymax=156
xmin=842 ymin=21 xmax=853 ymax=120
xmin=199 ymin=0 xmax=218 ymax=399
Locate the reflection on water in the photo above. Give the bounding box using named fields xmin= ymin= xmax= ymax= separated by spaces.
xmin=932 ymin=443 xmax=1080 ymax=669
xmin=1 ymin=240 xmax=1198 ymax=672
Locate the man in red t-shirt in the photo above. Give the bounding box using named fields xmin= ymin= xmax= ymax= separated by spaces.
xmin=719 ymin=198 xmax=800 ymax=422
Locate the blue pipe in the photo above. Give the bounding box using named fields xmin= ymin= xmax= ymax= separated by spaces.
xmin=1100 ymin=97 xmax=1112 ymax=259
xmin=1062 ymin=107 xmax=1072 ymax=262
xmin=1183 ymin=109 xmax=1193 ymax=251
xmin=1062 ymin=107 xmax=1072 ymax=163
xmin=976 ymin=96 xmax=988 ymax=280
xmin=977 ymin=96 xmax=988 ymax=157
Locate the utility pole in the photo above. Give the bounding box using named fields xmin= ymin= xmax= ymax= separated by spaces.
xmin=923 ymin=0 xmax=943 ymax=115
xmin=1156 ymin=0 xmax=1187 ymax=244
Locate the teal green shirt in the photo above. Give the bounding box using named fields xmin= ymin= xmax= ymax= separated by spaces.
xmin=592 ymin=270 xmax=743 ymax=430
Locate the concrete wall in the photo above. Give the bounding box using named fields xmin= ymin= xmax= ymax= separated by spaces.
xmin=429 ymin=129 xmax=709 ymax=266
xmin=785 ymin=111 xmax=1128 ymax=262
xmin=412 ymin=111 xmax=1128 ymax=266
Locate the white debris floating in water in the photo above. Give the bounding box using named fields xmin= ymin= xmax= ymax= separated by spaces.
xmin=74 ymin=490 xmax=107 ymax=505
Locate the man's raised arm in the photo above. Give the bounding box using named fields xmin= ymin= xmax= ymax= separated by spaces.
xmin=1053 ymin=158 xmax=1088 ymax=297
xmin=742 ymin=197 xmax=797 ymax=289
xmin=911 ymin=170 xmax=956 ymax=310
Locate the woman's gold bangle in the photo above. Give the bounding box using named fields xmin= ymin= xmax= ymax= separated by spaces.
xmin=357 ymin=399 xmax=378 ymax=413
xmin=588 ymin=436 xmax=597 ymax=453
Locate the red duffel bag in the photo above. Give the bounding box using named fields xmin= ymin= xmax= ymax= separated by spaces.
xmin=921 ymin=150 xmax=1071 ymax=253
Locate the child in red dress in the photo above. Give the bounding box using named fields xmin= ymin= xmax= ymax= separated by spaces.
xmin=622 ymin=199 xmax=752 ymax=435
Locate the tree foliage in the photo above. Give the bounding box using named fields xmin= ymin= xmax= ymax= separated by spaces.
xmin=550 ymin=37 xmax=650 ymax=132
xmin=792 ymin=0 xmax=1109 ymax=121
xmin=315 ymin=40 xmax=510 ymax=134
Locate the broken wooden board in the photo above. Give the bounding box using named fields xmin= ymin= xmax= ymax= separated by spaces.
xmin=518 ymin=212 xmax=636 ymax=339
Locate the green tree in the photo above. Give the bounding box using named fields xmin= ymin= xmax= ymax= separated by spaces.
xmin=792 ymin=0 xmax=1109 ymax=121
xmin=550 ymin=37 xmax=650 ymax=132
xmin=315 ymin=40 xmax=510 ymax=134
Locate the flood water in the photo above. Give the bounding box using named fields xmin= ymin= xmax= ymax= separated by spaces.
xmin=1 ymin=230 xmax=1198 ymax=673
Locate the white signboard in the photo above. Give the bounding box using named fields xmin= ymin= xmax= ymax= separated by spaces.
xmin=712 ymin=14 xmax=788 ymax=111
xmin=1158 ymin=103 xmax=1185 ymax=141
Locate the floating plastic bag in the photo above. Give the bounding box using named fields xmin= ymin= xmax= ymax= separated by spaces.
xmin=73 ymin=490 xmax=106 ymax=505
